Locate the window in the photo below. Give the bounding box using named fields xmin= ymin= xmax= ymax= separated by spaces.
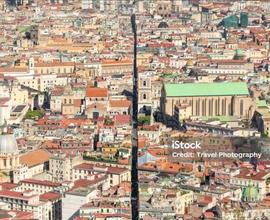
xmin=143 ymin=81 xmax=146 ymax=86
xmin=202 ymin=100 xmax=206 ymax=116
xmin=196 ymin=99 xmax=200 ymax=115
xmin=240 ymin=100 xmax=244 ymax=116
xmin=143 ymin=94 xmax=147 ymax=100
xmin=222 ymin=99 xmax=226 ymax=115
xmin=209 ymin=99 xmax=213 ymax=116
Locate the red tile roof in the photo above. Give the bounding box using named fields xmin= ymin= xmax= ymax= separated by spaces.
xmin=0 ymin=67 xmax=28 ymax=73
xmin=20 ymin=149 xmax=50 ymax=167
xmin=74 ymin=99 xmax=82 ymax=107
xmin=71 ymin=176 xmax=107 ymax=191
xmin=21 ymin=179 xmax=61 ymax=187
xmin=0 ymin=190 xmax=35 ymax=199
xmin=74 ymin=163 xmax=128 ymax=175
xmin=109 ymin=100 xmax=131 ymax=108
xmin=114 ymin=115 xmax=131 ymax=125
xmin=35 ymin=61 xmax=75 ymax=67
xmin=101 ymin=58 xmax=132 ymax=65
xmin=40 ymin=191 xmax=61 ymax=201
xmin=0 ymin=182 xmax=17 ymax=190
xmin=6 ymin=210 xmax=34 ymax=220
xmin=234 ymin=168 xmax=269 ymax=181
xmin=93 ymin=213 xmax=130 ymax=219
xmin=86 ymin=87 xmax=108 ymax=98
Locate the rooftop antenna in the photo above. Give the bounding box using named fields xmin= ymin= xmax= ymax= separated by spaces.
xmin=131 ymin=1 xmax=139 ymax=219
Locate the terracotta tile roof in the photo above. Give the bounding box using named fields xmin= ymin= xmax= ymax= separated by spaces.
xmin=86 ymin=87 xmax=108 ymax=97
xmin=35 ymin=61 xmax=75 ymax=67
xmin=114 ymin=115 xmax=131 ymax=125
xmin=87 ymin=102 xmax=107 ymax=112
xmin=41 ymin=140 xmax=60 ymax=149
xmin=148 ymin=148 xmax=168 ymax=156
xmin=93 ymin=213 xmax=130 ymax=219
xmin=101 ymin=58 xmax=132 ymax=65
xmin=71 ymin=176 xmax=107 ymax=191
xmin=119 ymin=181 xmax=131 ymax=192
xmin=139 ymin=160 xmax=193 ymax=174
xmin=0 ymin=97 xmax=10 ymax=105
xmin=74 ymin=99 xmax=82 ymax=107
xmin=198 ymin=195 xmax=213 ymax=204
xmin=74 ymin=163 xmax=128 ymax=175
xmin=0 ymin=182 xmax=17 ymax=190
xmin=118 ymin=158 xmax=129 ymax=165
xmin=40 ymin=191 xmax=61 ymax=201
xmin=2 ymin=210 xmax=34 ymax=220
xmin=139 ymin=124 xmax=159 ymax=131
xmin=37 ymin=116 xmax=92 ymax=128
xmin=0 ymin=67 xmax=28 ymax=73
xmin=234 ymin=168 xmax=269 ymax=181
xmin=20 ymin=149 xmax=50 ymax=168
xmin=109 ymin=100 xmax=131 ymax=108
xmin=0 ymin=190 xmax=35 ymax=199
xmin=21 ymin=179 xmax=61 ymax=187
xmin=138 ymin=137 xmax=147 ymax=149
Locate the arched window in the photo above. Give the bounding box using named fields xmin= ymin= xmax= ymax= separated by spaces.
xmin=143 ymin=81 xmax=146 ymax=87
xmin=143 ymin=94 xmax=147 ymax=100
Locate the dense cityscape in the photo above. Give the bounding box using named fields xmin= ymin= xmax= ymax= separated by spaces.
xmin=0 ymin=0 xmax=270 ymax=219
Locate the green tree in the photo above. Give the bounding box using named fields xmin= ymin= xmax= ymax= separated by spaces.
xmin=138 ymin=116 xmax=150 ymax=126
xmin=24 ymin=110 xmax=44 ymax=120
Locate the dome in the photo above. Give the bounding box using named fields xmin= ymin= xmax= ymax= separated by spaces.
xmin=158 ymin=21 xmax=169 ymax=28
xmin=0 ymin=134 xmax=18 ymax=154
xmin=186 ymin=60 xmax=194 ymax=67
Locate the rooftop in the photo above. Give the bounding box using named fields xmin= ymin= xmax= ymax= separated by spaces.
xmin=20 ymin=149 xmax=50 ymax=168
xmin=86 ymin=87 xmax=108 ymax=98
xmin=164 ymin=82 xmax=249 ymax=97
